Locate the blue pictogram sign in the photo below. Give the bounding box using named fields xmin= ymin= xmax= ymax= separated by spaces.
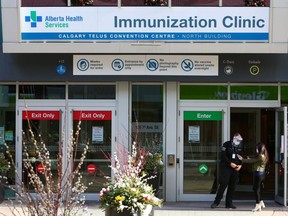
xmin=146 ymin=59 xmax=159 ymax=71
xmin=181 ymin=59 xmax=194 ymax=72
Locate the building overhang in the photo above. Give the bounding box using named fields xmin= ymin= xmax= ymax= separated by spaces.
xmin=3 ymin=42 xmax=287 ymax=54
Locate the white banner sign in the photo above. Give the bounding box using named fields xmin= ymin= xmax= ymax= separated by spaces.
xmin=20 ymin=7 xmax=269 ymax=41
xmin=73 ymin=55 xmax=218 ymax=76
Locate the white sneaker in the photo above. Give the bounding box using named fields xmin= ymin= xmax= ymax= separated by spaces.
xmin=260 ymin=200 xmax=265 ymax=208
xmin=252 ymin=204 xmax=261 ymax=212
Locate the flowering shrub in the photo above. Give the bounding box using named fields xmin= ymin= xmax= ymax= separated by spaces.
xmin=99 ymin=142 xmax=163 ymax=214
xmin=142 ymin=152 xmax=163 ymax=174
xmin=2 ymin=119 xmax=90 ymax=216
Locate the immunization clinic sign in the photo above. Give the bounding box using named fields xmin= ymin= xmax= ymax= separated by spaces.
xmin=20 ymin=7 xmax=269 ymax=42
xmin=73 ymin=55 xmax=218 ymax=76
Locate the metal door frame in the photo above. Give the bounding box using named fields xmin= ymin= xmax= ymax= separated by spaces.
xmin=67 ymin=102 xmax=116 ymax=200
xmin=16 ymin=104 xmax=66 ymax=195
xmin=275 ymin=107 xmax=287 ymax=206
xmin=177 ymin=104 xmax=228 ymax=201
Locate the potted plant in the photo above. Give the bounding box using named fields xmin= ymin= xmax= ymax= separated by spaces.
xmin=142 ymin=152 xmax=164 ymax=174
xmin=99 ymin=142 xmax=163 ymax=216
xmin=142 ymin=152 xmax=164 ymax=195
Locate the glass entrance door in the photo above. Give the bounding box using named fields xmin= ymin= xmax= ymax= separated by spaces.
xmin=178 ymin=109 xmax=226 ymax=201
xmin=20 ymin=108 xmax=63 ymax=192
xmin=69 ymin=109 xmax=114 ymax=200
xmin=275 ymin=107 xmax=288 ymax=206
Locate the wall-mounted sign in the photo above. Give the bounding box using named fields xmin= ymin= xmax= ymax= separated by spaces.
xmin=132 ymin=122 xmax=163 ymax=133
xmin=92 ymin=126 xmax=104 ymax=144
xmin=20 ymin=7 xmax=269 ymax=42
xmin=73 ymin=111 xmax=112 ymax=121
xmin=188 ymin=125 xmax=200 ymax=143
xmin=87 ymin=164 xmax=97 ymax=174
xmin=73 ymin=55 xmax=218 ymax=76
xmin=184 ymin=111 xmax=222 ymax=121
xmin=22 ymin=111 xmax=60 ymax=120
xmin=37 ymin=163 xmax=45 ymax=174
xmin=199 ymin=164 xmax=208 ymax=174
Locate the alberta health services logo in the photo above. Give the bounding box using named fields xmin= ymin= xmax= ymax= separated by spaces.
xmin=25 ymin=11 xmax=42 ymax=28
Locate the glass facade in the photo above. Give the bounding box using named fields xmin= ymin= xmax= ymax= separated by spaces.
xmin=183 ymin=111 xmax=222 ymax=194
xmin=22 ymin=111 xmax=60 ymax=192
xmin=21 ymin=0 xmax=270 ymax=7
xmin=281 ymin=86 xmax=288 ymax=105
xmin=72 ymin=110 xmax=112 ymax=193
xmin=230 ymin=86 xmax=278 ymax=100
xmin=132 ymin=84 xmax=164 ymax=195
xmin=0 ymin=0 xmax=2 ymax=44
xmin=18 ymin=84 xmax=116 ymax=100
xmin=68 ymin=85 xmax=116 ymax=99
xmin=180 ymin=85 xmax=278 ymax=101
xmin=0 ymin=85 xmax=16 ymax=198
xmin=0 ymin=82 xmax=284 ymax=201
xmin=180 ymin=85 xmax=228 ymax=100
xmin=19 ymin=85 xmax=65 ymax=99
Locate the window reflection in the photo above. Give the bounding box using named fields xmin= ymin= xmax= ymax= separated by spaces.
xmin=173 ymin=0 xmax=219 ymax=7
xmin=21 ymin=0 xmax=67 ymax=7
xmin=19 ymin=85 xmax=65 ymax=99
xmin=71 ymin=0 xmax=117 ymax=6
xmin=122 ymin=0 xmax=168 ymax=6
xmin=0 ymin=85 xmax=16 ymax=198
xmin=69 ymin=85 xmax=116 ymax=99
xmin=223 ymin=0 xmax=269 ymax=6
xmin=131 ymin=84 xmax=164 ymax=197
xmin=21 ymin=0 xmax=269 ymax=6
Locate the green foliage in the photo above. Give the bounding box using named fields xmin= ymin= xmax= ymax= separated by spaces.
xmin=143 ymin=153 xmax=164 ymax=174
xmin=0 ymin=153 xmax=9 ymax=173
xmin=99 ymin=142 xmax=163 ymax=214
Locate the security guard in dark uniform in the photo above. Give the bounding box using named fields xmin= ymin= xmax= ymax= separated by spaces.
xmin=211 ymin=133 xmax=244 ymax=209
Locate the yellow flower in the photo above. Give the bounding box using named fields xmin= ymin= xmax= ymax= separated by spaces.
xmin=115 ymin=195 xmax=125 ymax=201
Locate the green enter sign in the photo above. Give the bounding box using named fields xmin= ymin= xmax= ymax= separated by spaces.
xmin=199 ymin=164 xmax=208 ymax=174
xmin=184 ymin=111 xmax=222 ymax=121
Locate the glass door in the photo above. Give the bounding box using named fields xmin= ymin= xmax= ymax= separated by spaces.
xmin=69 ymin=108 xmax=115 ymax=200
xmin=275 ymin=107 xmax=287 ymax=206
xmin=178 ymin=108 xmax=226 ymax=201
xmin=19 ymin=108 xmax=64 ymax=193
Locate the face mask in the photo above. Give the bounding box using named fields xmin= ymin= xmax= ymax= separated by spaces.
xmin=234 ymin=141 xmax=240 ymax=146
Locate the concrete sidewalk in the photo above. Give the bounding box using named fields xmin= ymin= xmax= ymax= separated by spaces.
xmin=0 ymin=200 xmax=287 ymax=216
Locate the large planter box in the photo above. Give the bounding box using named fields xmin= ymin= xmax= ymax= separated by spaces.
xmin=105 ymin=208 xmax=139 ymax=216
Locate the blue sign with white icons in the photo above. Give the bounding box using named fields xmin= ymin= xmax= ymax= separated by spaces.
xmin=57 ymin=65 xmax=66 ymax=75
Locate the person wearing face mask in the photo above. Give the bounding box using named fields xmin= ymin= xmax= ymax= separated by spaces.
xmin=241 ymin=142 xmax=269 ymax=212
xmin=210 ymin=132 xmax=244 ymax=209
